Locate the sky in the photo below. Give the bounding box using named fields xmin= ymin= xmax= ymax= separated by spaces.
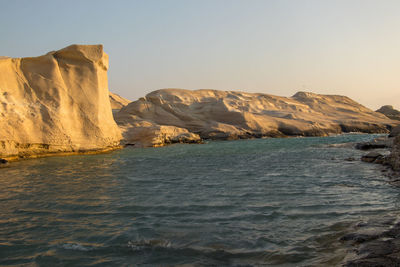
xmin=1 ymin=0 xmax=399 ymax=110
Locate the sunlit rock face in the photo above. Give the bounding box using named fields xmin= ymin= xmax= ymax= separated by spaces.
xmin=114 ymin=88 xmax=396 ymax=146
xmin=0 ymin=44 xmax=122 ymax=159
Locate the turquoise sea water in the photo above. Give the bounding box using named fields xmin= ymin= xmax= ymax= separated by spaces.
xmin=0 ymin=135 xmax=399 ymax=266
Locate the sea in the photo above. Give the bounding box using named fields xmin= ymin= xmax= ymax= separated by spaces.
xmin=0 ymin=134 xmax=399 ymax=266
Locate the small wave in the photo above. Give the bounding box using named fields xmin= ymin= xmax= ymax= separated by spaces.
xmin=127 ymin=239 xmax=171 ymax=251
xmin=61 ymin=243 xmax=93 ymax=251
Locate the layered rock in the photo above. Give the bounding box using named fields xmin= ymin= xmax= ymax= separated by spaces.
xmin=0 ymin=45 xmax=122 ymax=159
xmin=114 ymin=89 xmax=396 ymax=146
xmin=109 ymin=92 xmax=131 ymax=112
xmin=376 ymin=105 xmax=400 ymax=121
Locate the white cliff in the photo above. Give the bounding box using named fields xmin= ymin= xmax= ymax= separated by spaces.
xmin=0 ymin=44 xmax=122 ymax=159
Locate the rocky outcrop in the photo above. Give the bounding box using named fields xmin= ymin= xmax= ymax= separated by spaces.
xmin=355 ymin=136 xmax=393 ymax=150
xmin=114 ymin=89 xmax=396 ymax=146
xmin=361 ymin=152 xmax=384 ymax=163
xmin=390 ymin=125 xmax=400 ymax=138
xmin=376 ymin=105 xmax=400 ymax=121
xmin=109 ymin=92 xmax=131 ymax=112
xmin=0 ymin=45 xmax=122 ymax=160
xmin=118 ymin=120 xmax=201 ymax=148
xmin=387 ymin=136 xmax=400 ymax=171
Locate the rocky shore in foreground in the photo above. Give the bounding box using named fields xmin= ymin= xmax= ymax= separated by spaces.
xmin=342 ymin=125 xmax=400 ymax=266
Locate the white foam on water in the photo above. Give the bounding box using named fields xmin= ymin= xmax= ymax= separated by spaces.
xmin=61 ymin=243 xmax=93 ymax=251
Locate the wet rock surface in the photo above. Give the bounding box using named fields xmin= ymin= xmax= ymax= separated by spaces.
xmin=361 ymin=152 xmax=384 ymax=163
xmin=344 ymin=132 xmax=400 ymax=266
xmin=0 ymin=158 xmax=9 ymax=168
xmin=355 ymin=137 xmax=393 ymax=150
xmin=342 ymin=216 xmax=400 ymax=267
xmin=389 ymin=125 xmax=400 ymax=138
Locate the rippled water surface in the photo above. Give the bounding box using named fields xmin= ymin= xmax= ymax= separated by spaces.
xmin=1 ymin=135 xmax=400 ymax=266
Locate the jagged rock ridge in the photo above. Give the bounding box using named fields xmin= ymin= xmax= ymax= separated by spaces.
xmin=114 ymin=88 xmax=396 ymax=147
xmin=0 ymin=44 xmax=122 ymax=159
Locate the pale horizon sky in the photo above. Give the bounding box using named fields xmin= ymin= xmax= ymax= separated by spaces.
xmin=1 ymin=0 xmax=399 ymax=110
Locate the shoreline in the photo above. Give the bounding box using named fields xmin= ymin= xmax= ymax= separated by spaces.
xmin=0 ymin=132 xmax=386 ymax=166
xmin=0 ymin=145 xmax=123 ymax=165
xmin=341 ymin=134 xmax=400 ymax=266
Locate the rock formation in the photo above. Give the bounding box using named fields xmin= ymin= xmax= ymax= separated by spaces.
xmin=388 ymin=126 xmax=400 ymax=171
xmin=376 ymin=105 xmax=400 ymax=121
xmin=0 ymin=44 xmax=122 ymax=160
xmin=109 ymin=92 xmax=131 ymax=112
xmin=114 ymin=89 xmax=396 ymax=146
xmin=389 ymin=125 xmax=400 ymax=138
xmin=118 ymin=120 xmax=201 ymax=147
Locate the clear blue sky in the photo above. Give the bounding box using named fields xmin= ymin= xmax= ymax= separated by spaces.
xmin=1 ymin=0 xmax=399 ymax=109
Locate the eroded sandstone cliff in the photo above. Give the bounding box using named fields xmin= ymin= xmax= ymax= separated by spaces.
xmin=114 ymin=89 xmax=396 ymax=147
xmin=0 ymin=45 xmax=122 ymax=159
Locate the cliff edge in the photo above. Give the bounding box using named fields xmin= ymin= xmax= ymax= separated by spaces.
xmin=0 ymin=44 xmax=122 ymax=159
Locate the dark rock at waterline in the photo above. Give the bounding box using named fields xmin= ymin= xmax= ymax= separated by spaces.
xmin=340 ymin=232 xmax=380 ymax=243
xmin=361 ymin=152 xmax=383 ymax=163
xmin=0 ymin=158 xmax=9 ymax=168
xmin=342 ymin=217 xmax=400 ymax=267
xmin=345 ymin=157 xmax=356 ymax=162
xmin=390 ymin=125 xmax=400 ymax=138
xmin=356 ymin=142 xmax=389 ymax=150
xmin=344 ymin=237 xmax=400 ymax=266
xmin=345 ymin=256 xmax=400 ymax=267
xmin=387 ymin=136 xmax=400 ymax=171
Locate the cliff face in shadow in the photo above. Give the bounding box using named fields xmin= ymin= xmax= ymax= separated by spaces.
xmin=114 ymin=89 xmax=396 ymax=147
xmin=0 ymin=45 xmax=122 ymax=159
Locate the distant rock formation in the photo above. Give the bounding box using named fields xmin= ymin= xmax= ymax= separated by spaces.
xmin=0 ymin=45 xmax=122 ymax=159
xmin=109 ymin=92 xmax=131 ymax=112
xmin=114 ymin=88 xmax=396 ymax=147
xmin=376 ymin=105 xmax=400 ymax=121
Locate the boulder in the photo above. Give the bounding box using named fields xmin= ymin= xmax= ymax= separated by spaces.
xmin=0 ymin=45 xmax=122 ymax=159
xmin=388 ymin=136 xmax=400 ymax=171
xmin=355 ymin=137 xmax=393 ymax=150
xmin=0 ymin=158 xmax=9 ymax=168
xmin=361 ymin=152 xmax=383 ymax=163
xmin=116 ymin=115 xmax=201 ymax=147
xmin=390 ymin=125 xmax=400 ymax=137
